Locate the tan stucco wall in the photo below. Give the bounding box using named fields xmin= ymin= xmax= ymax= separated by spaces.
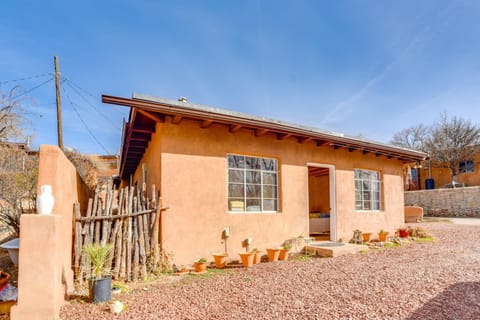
xmin=133 ymin=119 xmax=406 ymax=265
xmin=12 ymin=145 xmax=90 ymax=319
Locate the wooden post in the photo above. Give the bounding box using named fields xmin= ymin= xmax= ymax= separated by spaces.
xmin=54 ymin=56 xmax=64 ymax=150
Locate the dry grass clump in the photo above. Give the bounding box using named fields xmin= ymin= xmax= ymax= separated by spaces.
xmin=409 ymin=226 xmax=430 ymax=238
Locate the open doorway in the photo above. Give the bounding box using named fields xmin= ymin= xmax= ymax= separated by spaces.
xmin=307 ymin=164 xmax=336 ymax=241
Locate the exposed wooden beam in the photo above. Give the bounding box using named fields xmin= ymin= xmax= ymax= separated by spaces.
xmin=255 ymin=129 xmax=269 ymax=137
xmin=333 ymin=145 xmax=341 ymax=150
xmin=229 ymin=124 xmax=242 ymax=133
xmin=375 ymin=152 xmax=382 ymax=157
xmin=172 ymin=115 xmax=183 ymax=124
xmin=132 ymin=128 xmax=154 ymax=133
xmin=297 ymin=137 xmax=313 ymax=144
xmin=136 ymin=109 xmax=163 ymax=123
xmin=201 ymin=119 xmax=213 ymax=128
xmin=348 ymin=147 xmax=356 ymax=152
xmin=277 ymin=133 xmax=291 ymax=140
xmin=316 ymin=140 xmax=329 ymax=147
xmin=362 ymin=150 xmax=369 ymax=155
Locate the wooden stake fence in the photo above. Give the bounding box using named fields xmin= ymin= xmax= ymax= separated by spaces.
xmin=74 ymin=182 xmax=161 ymax=283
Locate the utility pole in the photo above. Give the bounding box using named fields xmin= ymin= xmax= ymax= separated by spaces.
xmin=54 ymin=56 xmax=64 ymax=150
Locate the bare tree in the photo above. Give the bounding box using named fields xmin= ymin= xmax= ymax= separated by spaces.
xmin=0 ymin=144 xmax=38 ymax=237
xmin=0 ymin=86 xmax=28 ymax=141
xmin=390 ymin=124 xmax=430 ymax=152
xmin=425 ymin=113 xmax=480 ymax=181
xmin=391 ymin=113 xmax=480 ymax=186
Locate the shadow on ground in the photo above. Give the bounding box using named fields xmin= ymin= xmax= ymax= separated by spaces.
xmin=407 ymin=282 xmax=480 ymax=319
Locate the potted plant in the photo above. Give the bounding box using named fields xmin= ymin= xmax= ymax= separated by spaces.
xmin=398 ymin=228 xmax=409 ymax=238
xmin=362 ymin=232 xmax=372 ymax=242
xmin=251 ymin=248 xmax=262 ymax=264
xmin=279 ymin=243 xmax=292 ymax=261
xmin=212 ymin=253 xmax=228 ymax=269
xmin=194 ymin=258 xmax=208 ymax=272
xmin=266 ymin=247 xmax=281 ymax=262
xmin=238 ymin=251 xmax=255 ymax=268
xmin=83 ymin=243 xmax=114 ymax=303
xmin=378 ymin=230 xmax=389 ymax=242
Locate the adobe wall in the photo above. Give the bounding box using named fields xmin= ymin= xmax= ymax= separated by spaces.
xmin=405 ymin=186 xmax=480 ymax=217
xmin=11 ymin=145 xmax=89 ymax=320
xmin=136 ymin=119 xmax=407 ymax=265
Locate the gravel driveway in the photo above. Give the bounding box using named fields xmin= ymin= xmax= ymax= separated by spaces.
xmin=61 ymin=222 xmax=480 ymax=319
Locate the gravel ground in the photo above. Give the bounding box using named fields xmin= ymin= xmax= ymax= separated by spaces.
xmin=60 ymin=222 xmax=480 ymax=320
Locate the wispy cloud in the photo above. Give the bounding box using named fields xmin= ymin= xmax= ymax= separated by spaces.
xmin=320 ymin=1 xmax=455 ymax=127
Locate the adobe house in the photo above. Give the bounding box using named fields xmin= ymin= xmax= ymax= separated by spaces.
xmin=103 ymin=93 xmax=426 ymax=265
xmin=405 ymin=149 xmax=480 ymax=190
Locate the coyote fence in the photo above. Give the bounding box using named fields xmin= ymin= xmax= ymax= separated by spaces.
xmin=73 ymin=182 xmax=161 ymax=283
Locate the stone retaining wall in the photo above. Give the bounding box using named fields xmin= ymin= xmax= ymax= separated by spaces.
xmin=405 ymin=186 xmax=480 ymax=217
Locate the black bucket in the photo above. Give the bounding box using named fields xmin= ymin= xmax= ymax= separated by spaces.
xmin=89 ymin=277 xmax=112 ymax=303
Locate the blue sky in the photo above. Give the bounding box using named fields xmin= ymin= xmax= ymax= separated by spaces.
xmin=2 ymin=0 xmax=480 ymax=154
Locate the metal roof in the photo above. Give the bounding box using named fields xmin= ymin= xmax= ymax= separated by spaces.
xmin=102 ymin=93 xmax=427 ymax=179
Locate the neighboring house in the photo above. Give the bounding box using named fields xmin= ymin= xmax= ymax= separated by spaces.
xmin=103 ymin=93 xmax=426 ymax=265
xmin=404 ymin=149 xmax=480 ymax=190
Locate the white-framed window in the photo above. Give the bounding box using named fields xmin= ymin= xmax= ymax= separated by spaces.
xmin=354 ymin=169 xmax=381 ymax=211
xmin=459 ymin=160 xmax=474 ymax=173
xmin=227 ymin=154 xmax=278 ymax=213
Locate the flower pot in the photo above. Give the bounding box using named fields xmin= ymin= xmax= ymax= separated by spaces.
xmin=212 ymin=253 xmax=228 ymax=269
xmin=362 ymin=233 xmax=372 ymax=242
xmin=239 ymin=252 xmax=254 ymax=267
xmin=378 ymin=232 xmax=388 ymax=242
xmin=398 ymin=229 xmax=409 ymax=238
xmin=194 ymin=262 xmax=207 ymax=272
xmin=279 ymin=249 xmax=290 ymax=261
xmin=253 ymin=251 xmax=262 ymax=264
xmin=266 ymin=248 xmax=281 ymax=262
xmin=89 ymin=277 xmax=112 ymax=303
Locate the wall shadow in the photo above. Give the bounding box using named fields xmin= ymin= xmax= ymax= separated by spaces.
xmin=406 ymin=282 xmax=480 ymax=320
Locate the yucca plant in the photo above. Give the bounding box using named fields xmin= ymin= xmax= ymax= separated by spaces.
xmin=83 ymin=243 xmax=113 ymax=279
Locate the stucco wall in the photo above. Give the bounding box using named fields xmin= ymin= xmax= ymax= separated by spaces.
xmin=405 ymin=186 xmax=480 ymax=217
xmin=135 ymin=119 xmax=406 ymax=265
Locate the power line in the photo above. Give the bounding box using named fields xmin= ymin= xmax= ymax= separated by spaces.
xmin=61 ymin=86 xmax=111 ymax=154
xmin=0 ymin=73 xmax=52 ymax=85
xmin=62 ymin=77 xmax=120 ymax=130
xmin=12 ymin=77 xmax=54 ymax=99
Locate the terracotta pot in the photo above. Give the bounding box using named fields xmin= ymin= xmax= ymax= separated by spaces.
xmin=378 ymin=232 xmax=388 ymax=242
xmin=239 ymin=252 xmax=254 ymax=268
xmin=212 ymin=253 xmax=228 ymax=269
xmin=194 ymin=262 xmax=207 ymax=272
xmin=266 ymin=248 xmax=281 ymax=262
xmin=398 ymin=229 xmax=409 ymax=238
xmin=278 ymin=249 xmax=290 ymax=261
xmin=253 ymin=251 xmax=262 ymax=264
xmin=362 ymin=233 xmax=372 ymax=242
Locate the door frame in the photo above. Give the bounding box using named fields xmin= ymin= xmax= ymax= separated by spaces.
xmin=306 ymin=163 xmax=337 ymax=241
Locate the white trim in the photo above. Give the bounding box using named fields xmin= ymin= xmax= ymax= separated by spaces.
xmin=306 ymin=163 xmax=337 ymax=241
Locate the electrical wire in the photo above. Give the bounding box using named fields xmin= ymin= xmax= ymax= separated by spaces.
xmin=12 ymin=77 xmax=54 ymax=99
xmin=0 ymin=73 xmax=52 ymax=85
xmin=61 ymin=85 xmax=111 ymax=154
xmin=62 ymin=77 xmax=120 ymax=130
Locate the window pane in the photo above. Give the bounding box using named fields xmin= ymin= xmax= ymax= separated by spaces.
xmin=263 ymin=172 xmax=277 ymax=185
xmin=245 ymin=184 xmax=261 ymax=197
xmin=263 ymin=185 xmax=277 ymax=198
xmin=372 ymin=201 xmax=380 ymax=210
xmin=261 ymin=158 xmax=277 ymax=171
xmin=228 ymin=184 xmax=244 ymax=197
xmin=262 ymin=199 xmax=277 ymax=211
xmin=228 ymin=170 xmax=244 ymax=183
xmin=246 ymin=170 xmax=261 ymax=184
xmin=228 ymin=155 xmax=244 ymax=168
xmin=355 ymin=201 xmax=363 ymax=210
xmin=246 ymin=199 xmax=261 ymax=211
xmin=245 ymin=157 xmax=261 ymax=169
